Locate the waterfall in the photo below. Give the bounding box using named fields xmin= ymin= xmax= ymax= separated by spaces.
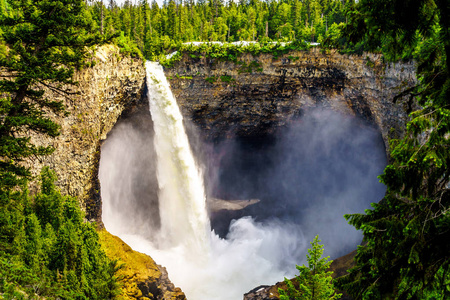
xmin=146 ymin=61 xmax=210 ymax=256
xmin=100 ymin=59 xmax=388 ymax=300
xmin=100 ymin=61 xmax=312 ymax=300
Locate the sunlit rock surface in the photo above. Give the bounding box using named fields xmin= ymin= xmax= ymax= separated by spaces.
xmin=98 ymin=230 xmax=186 ymax=300
xmin=26 ymin=45 xmax=146 ymax=223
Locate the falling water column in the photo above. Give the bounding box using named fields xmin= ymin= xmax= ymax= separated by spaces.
xmin=145 ymin=61 xmax=210 ymax=256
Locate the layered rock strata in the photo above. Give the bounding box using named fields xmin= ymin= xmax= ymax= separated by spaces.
xmin=23 ymin=45 xmax=186 ymax=300
xmin=22 ymin=45 xmax=417 ymax=300
xmin=165 ymin=48 xmax=416 ymax=153
xmin=26 ymin=45 xmax=146 ymax=223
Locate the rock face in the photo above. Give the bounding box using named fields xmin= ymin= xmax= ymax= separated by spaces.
xmin=164 ymin=48 xmax=416 ymax=300
xmin=26 ymin=45 xmax=146 ymax=223
xmin=22 ymin=46 xmax=417 ymax=300
xmin=165 ymin=48 xmax=416 ymax=153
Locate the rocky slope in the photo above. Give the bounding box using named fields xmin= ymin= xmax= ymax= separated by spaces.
xmin=165 ymin=48 xmax=416 ymax=153
xmin=99 ymin=230 xmax=186 ymax=300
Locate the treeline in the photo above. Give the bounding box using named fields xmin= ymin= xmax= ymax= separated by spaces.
xmin=0 ymin=0 xmax=122 ymax=298
xmin=85 ymin=0 xmax=351 ymax=58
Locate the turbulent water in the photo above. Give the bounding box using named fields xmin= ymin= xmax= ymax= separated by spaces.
xmin=100 ymin=61 xmax=305 ymax=300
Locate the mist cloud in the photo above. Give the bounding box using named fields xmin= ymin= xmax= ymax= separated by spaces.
xmin=100 ymin=106 xmax=387 ymax=299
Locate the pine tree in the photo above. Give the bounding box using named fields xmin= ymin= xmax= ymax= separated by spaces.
xmin=167 ymin=0 xmax=177 ymax=39
xmin=0 ymin=0 xmax=102 ymax=192
xmin=337 ymin=0 xmax=450 ymax=298
xmin=278 ymin=235 xmax=342 ymax=300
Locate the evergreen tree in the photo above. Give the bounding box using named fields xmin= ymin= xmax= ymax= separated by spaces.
xmin=85 ymin=0 xmax=347 ymax=57
xmin=0 ymin=0 xmax=102 ymax=191
xmin=167 ymin=0 xmax=177 ymax=39
xmin=278 ymin=235 xmax=342 ymax=300
xmin=0 ymin=167 xmax=121 ymax=299
xmin=337 ymin=0 xmax=450 ymax=298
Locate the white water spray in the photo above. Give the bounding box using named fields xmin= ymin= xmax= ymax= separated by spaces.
xmin=100 ymin=61 xmax=306 ymax=300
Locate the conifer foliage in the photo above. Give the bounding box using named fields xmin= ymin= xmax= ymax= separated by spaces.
xmin=87 ymin=0 xmax=349 ymax=59
xmin=336 ymin=0 xmax=450 ymax=299
xmin=0 ymin=167 xmax=121 ymax=299
xmin=0 ymin=1 xmax=119 ymax=298
xmin=278 ymin=235 xmax=341 ymax=300
xmin=0 ymin=0 xmax=102 ymax=191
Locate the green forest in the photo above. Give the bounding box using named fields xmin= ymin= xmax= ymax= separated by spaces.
xmin=0 ymin=0 xmax=449 ymax=299
xmin=89 ymin=0 xmax=349 ymax=58
xmin=0 ymin=0 xmax=351 ymax=58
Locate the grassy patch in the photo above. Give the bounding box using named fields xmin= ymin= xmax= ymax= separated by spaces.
xmin=220 ymin=75 xmax=235 ymax=82
xmin=205 ymin=76 xmax=217 ymax=83
xmin=238 ymin=61 xmax=263 ymax=74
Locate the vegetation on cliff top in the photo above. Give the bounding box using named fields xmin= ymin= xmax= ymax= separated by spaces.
xmin=158 ymin=40 xmax=311 ymax=67
xmin=69 ymin=0 xmax=349 ymax=59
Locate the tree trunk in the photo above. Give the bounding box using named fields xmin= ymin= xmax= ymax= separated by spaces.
xmin=100 ymin=0 xmax=104 ymax=35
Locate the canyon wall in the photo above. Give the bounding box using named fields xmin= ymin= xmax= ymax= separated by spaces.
xmin=27 ymin=45 xmax=146 ymax=223
xmin=25 ymin=45 xmax=186 ymax=300
xmin=24 ymin=45 xmax=416 ymax=300
xmin=28 ymin=46 xmax=416 ymax=231
xmin=165 ymin=48 xmax=416 ymax=152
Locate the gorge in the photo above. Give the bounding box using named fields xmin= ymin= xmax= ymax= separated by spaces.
xmin=29 ymin=45 xmax=416 ymax=299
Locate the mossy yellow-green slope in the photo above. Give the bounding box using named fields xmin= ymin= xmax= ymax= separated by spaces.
xmin=98 ymin=230 xmax=186 ymax=300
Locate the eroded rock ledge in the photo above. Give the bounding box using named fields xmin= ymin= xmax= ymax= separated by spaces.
xmin=165 ymin=48 xmax=416 ymax=152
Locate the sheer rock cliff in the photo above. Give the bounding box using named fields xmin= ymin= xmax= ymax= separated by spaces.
xmin=27 ymin=45 xmax=146 ymax=223
xmin=24 ymin=45 xmax=416 ymax=300
xmin=165 ymin=48 xmax=416 ymax=153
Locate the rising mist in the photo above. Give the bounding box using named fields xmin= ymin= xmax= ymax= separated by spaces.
xmin=99 ymin=66 xmax=387 ymax=299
